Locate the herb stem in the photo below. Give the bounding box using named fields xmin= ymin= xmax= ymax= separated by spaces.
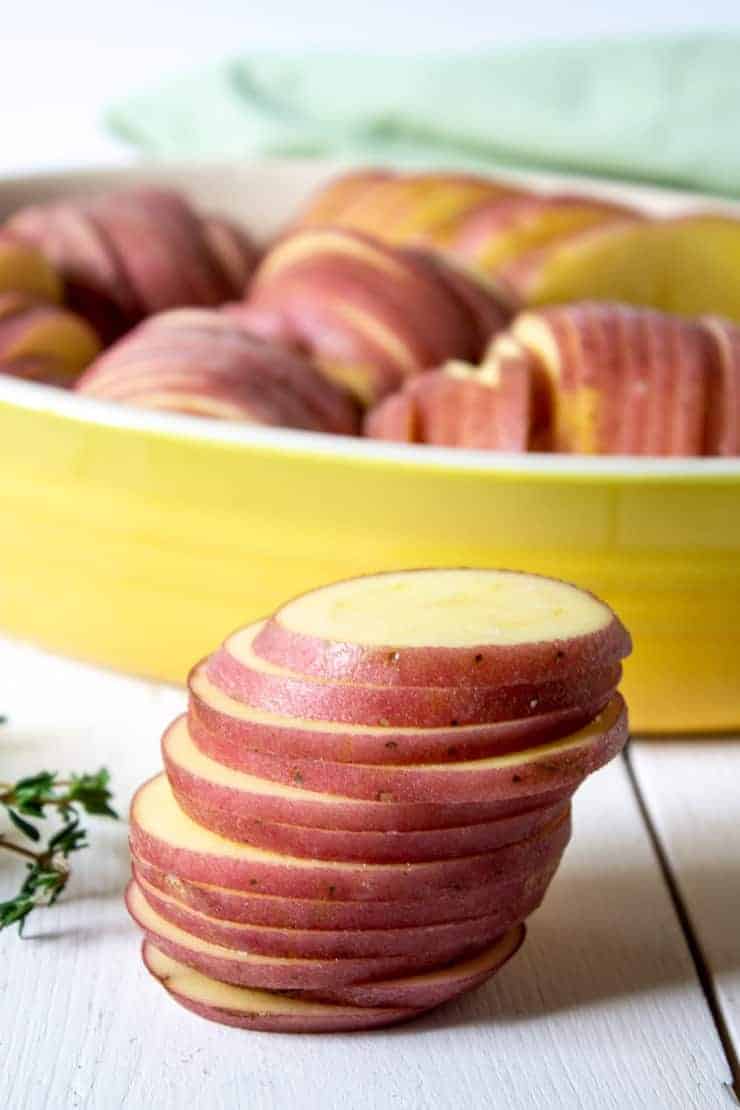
xmin=0 ymin=836 xmax=40 ymax=862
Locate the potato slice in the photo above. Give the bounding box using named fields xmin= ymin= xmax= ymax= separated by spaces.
xmin=141 ymin=941 xmax=419 ymax=1031
xmin=701 ymin=317 xmax=740 ymax=455
xmin=451 ymin=194 xmax=639 ymax=275
xmin=503 ymin=215 xmax=740 ymax=320
xmin=253 ymin=567 xmax=630 ymax=688
xmin=135 ymin=868 xmax=544 ymax=960
xmin=130 ymin=774 xmax=572 ymax=898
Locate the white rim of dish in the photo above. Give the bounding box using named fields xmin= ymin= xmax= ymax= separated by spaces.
xmin=2 ymin=158 xmax=739 ymax=481
xmin=4 ymin=374 xmax=738 ymax=480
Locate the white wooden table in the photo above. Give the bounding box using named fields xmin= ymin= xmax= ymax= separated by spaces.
xmin=1 ymin=634 xmax=738 ymax=1110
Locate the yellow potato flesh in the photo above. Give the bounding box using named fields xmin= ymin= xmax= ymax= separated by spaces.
xmin=525 ymin=216 xmax=740 ymax=321
xmin=274 ymin=568 xmax=611 ymax=648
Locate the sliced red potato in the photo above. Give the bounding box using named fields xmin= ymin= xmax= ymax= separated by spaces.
xmin=292 ymin=924 xmax=525 ymax=1009
xmin=364 ymin=338 xmax=532 ymax=451
xmin=184 ymin=692 xmax=579 ymax=829
xmin=189 ymin=658 xmax=611 ymax=767
xmin=132 ymin=853 xmax=553 ymax=930
xmin=142 ymin=941 xmax=418 ymax=1032
xmin=513 ymin=303 xmax=710 ymax=455
xmin=191 ymin=693 xmax=626 ymax=804
xmin=7 ymin=202 xmax=140 ymax=340
xmin=76 ymin=310 xmax=359 ymax=433
xmin=128 ymin=881 xmax=498 ymax=987
xmin=292 ymin=169 xmax=395 ymax=229
xmin=403 ymin=250 xmax=515 ymax=350
xmin=0 ymin=291 xmax=100 ymax=384
xmin=0 ymin=229 xmax=62 ymax=302
xmin=210 ymin=620 xmax=622 ymax=729
xmin=130 ymin=775 xmax=571 ymax=900
xmin=199 ymin=215 xmax=260 ymax=296
xmin=165 ymin=716 xmax=570 ymax=862
xmin=364 ymin=388 xmax=417 ymax=440
xmin=701 ymin=317 xmax=740 ymax=455
xmin=7 ymin=189 xmax=258 ymax=342
xmin=327 ymin=172 xmax=520 ymax=247
xmin=500 ymin=214 xmax=740 ymax=321
xmin=88 ymin=188 xmax=231 ymax=311
xmin=253 ymin=568 xmax=631 ymax=688
xmin=134 ymin=869 xmax=547 ymax=960
xmin=0 ymin=354 xmax=71 ymax=384
xmin=245 ymin=227 xmax=509 ymax=404
xmin=449 ymin=194 xmax=639 ymax=276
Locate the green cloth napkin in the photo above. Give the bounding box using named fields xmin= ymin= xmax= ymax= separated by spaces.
xmin=108 ymin=34 xmax=740 ymax=197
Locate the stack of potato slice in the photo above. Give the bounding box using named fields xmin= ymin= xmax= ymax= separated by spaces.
xmin=127 ymin=568 xmax=631 ymax=1033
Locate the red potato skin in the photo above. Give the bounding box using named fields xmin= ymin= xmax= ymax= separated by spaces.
xmin=89 ymin=189 xmax=233 ymax=310
xmin=127 ymin=882 xmax=507 ymax=988
xmin=293 ymin=925 xmax=526 ymax=1009
xmin=151 ymin=989 xmax=418 ymax=1033
xmin=449 ymin=195 xmax=638 ymax=271
xmin=248 ymin=257 xmax=472 ymax=403
xmin=132 ymin=852 xmax=554 ymax=930
xmin=517 ymin=303 xmax=711 ymax=456
xmin=401 ymin=247 xmax=513 ymax=350
xmin=364 ymin=389 xmax=417 ymax=440
xmin=207 ymin=634 xmax=623 ymax=726
xmin=189 ymin=660 xmax=613 ymax=765
xmin=245 ymin=228 xmax=509 ymax=403
xmin=142 ymin=943 xmax=418 ymax=1032
xmin=134 ymin=870 xmax=550 ymax=960
xmin=0 ymin=355 xmax=69 ymax=384
xmin=8 ymin=190 xmax=258 ymax=343
xmin=6 ymin=202 xmax=140 ymax=341
xmin=128 ymin=888 xmax=454 ymax=994
xmin=701 ymin=317 xmax=740 ymax=455
xmin=167 ymin=760 xmax=569 ymax=862
xmin=252 ymin=572 xmax=630 ymax=689
xmin=199 ymin=215 xmax=260 ymax=296
xmin=121 ymin=309 xmax=360 ymax=433
xmin=190 ymin=694 xmax=627 ymax=805
xmin=293 ymin=170 xmax=396 ymax=229
xmin=252 ymin=232 xmax=479 ymax=363
xmin=364 ymin=360 xmax=531 ymax=451
xmin=577 ymin=304 xmax=709 ymax=457
xmin=176 ymin=708 xmax=578 ymax=830
xmin=76 ymin=311 xmax=360 ymax=434
xmin=129 ymin=791 xmax=571 ymax=901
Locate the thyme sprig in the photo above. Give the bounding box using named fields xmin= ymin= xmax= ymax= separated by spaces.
xmin=0 ymin=766 xmax=117 ymax=934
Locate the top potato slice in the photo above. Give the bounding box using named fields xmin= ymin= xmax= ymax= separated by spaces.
xmin=252 ymin=569 xmax=630 ymax=689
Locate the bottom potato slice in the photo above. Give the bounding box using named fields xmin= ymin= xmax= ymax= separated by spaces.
xmin=293 ymin=923 xmax=525 ymax=1009
xmin=142 ymin=942 xmax=417 ymax=1032
xmin=142 ymin=923 xmax=525 ymax=1028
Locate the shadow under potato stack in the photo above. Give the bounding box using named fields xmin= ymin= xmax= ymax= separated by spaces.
xmin=126 ymin=568 xmax=631 ymax=1032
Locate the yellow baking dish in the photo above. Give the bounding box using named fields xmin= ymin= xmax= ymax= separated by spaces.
xmin=1 ymin=162 xmax=738 ymax=732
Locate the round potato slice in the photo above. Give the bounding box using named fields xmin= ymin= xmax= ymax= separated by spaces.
xmin=210 ymin=621 xmax=623 ymax=729
xmin=252 ymin=569 xmax=631 ymax=687
xmin=142 ymin=942 xmax=417 ymax=1032
xmin=130 ymin=775 xmax=571 ymax=901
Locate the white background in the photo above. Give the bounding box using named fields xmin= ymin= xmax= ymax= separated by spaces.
xmin=1 ymin=1 xmax=739 ymax=173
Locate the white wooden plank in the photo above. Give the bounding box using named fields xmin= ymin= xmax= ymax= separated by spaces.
xmin=630 ymin=738 xmax=740 ymax=1074
xmin=0 ymin=637 xmax=732 ymax=1110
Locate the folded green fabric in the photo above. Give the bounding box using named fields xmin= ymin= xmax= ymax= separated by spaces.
xmin=108 ymin=34 xmax=740 ymax=197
